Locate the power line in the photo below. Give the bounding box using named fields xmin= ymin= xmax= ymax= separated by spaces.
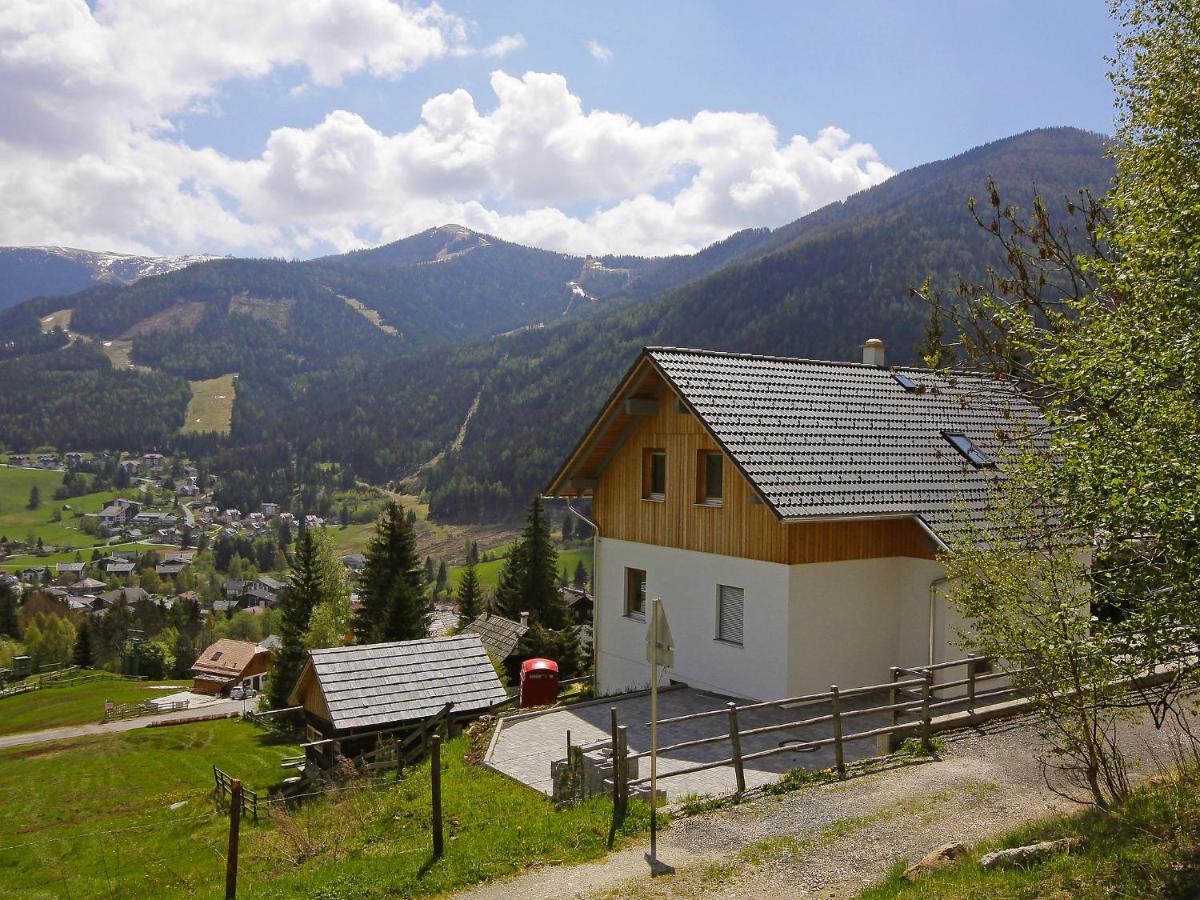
xmin=0 ymin=810 xmax=218 ymax=853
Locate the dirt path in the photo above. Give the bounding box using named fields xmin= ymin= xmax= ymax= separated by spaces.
xmin=457 ymin=709 xmax=1193 ymax=899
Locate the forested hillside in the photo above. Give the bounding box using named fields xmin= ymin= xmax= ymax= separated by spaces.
xmin=0 ymin=127 xmax=1113 ymax=522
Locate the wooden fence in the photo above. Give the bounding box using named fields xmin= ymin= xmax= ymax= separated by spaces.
xmin=589 ymin=653 xmax=1026 ymax=802
xmin=213 ymin=766 xmax=259 ymax=822
xmin=243 ymin=705 xmax=302 ymax=734
xmin=103 ymin=698 xmax=187 ymax=722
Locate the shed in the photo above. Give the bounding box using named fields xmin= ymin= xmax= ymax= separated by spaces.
xmin=462 ymin=612 xmax=529 ymax=660
xmin=288 ymin=634 xmax=507 ymax=740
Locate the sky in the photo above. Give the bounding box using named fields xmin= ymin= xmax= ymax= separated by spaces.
xmin=0 ymin=1 xmax=1117 ymax=260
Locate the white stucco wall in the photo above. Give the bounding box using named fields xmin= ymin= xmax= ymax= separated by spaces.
xmin=595 ymin=537 xmax=790 ymax=700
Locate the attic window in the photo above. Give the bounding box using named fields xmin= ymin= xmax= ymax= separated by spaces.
xmin=892 ymin=372 xmax=919 ymax=391
xmin=943 ymin=431 xmax=995 ymax=468
xmin=211 ymin=651 xmax=223 ymax=661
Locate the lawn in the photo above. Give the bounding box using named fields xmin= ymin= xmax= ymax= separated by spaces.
xmin=862 ymin=768 xmax=1200 ymax=898
xmin=448 ymin=544 xmax=593 ymax=592
xmin=182 ymin=373 xmax=237 ymax=434
xmin=0 ymin=674 xmax=188 ymax=736
xmin=1 ymin=541 xmax=169 ymax=573
xmin=0 ymin=466 xmax=125 ymax=553
xmin=0 ymin=724 xmax=649 ymax=899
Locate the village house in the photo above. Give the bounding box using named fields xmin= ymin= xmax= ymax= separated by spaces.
xmin=19 ymin=566 xmax=48 ymax=583
xmin=190 ymin=638 xmax=273 ymax=696
xmin=546 ymin=342 xmax=1042 ymax=701
xmin=7 ymin=454 xmax=30 ymax=467
xmin=55 ymin=562 xmax=85 ymax=582
xmin=462 ymin=612 xmax=529 ymax=661
xmin=142 ymin=453 xmax=165 ymax=471
xmin=64 ymin=452 xmax=84 ymax=468
xmin=261 ymin=501 xmax=279 ymax=517
xmin=69 ymin=577 xmax=107 ymax=597
xmin=288 ymin=634 xmax=507 ymax=747
xmin=37 ymin=453 xmax=58 ymax=469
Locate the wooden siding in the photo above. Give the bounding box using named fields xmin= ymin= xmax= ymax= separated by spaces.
xmin=593 ymin=387 xmax=938 ymax=565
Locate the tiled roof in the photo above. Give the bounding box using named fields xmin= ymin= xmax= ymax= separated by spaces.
xmin=303 ymin=635 xmax=506 ymax=731
xmin=462 ymin=613 xmax=529 ymax=660
xmin=192 ymin=638 xmax=261 ymax=678
xmin=647 ymin=347 xmax=1043 ymax=543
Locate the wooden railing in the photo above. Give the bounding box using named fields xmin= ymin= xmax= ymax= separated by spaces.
xmin=244 ymin=705 xmax=302 ymax=733
xmin=102 ymin=698 xmax=187 ymax=722
xmin=585 ymin=654 xmax=1027 ymax=802
xmin=213 ymin=766 xmax=259 ymax=821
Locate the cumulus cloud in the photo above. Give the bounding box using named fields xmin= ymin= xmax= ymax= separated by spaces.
xmin=587 ymin=40 xmax=613 ymax=63
xmin=0 ymin=1 xmax=894 ymax=258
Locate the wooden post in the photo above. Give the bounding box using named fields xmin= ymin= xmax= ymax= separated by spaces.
xmin=616 ymin=725 xmax=629 ymax=806
xmin=879 ymin=666 xmax=901 ymax=755
xmin=727 ymin=702 xmax=746 ymax=795
xmin=430 ymin=733 xmax=444 ymax=859
xmin=830 ymin=685 xmax=845 ymax=779
xmin=920 ymin=670 xmax=933 ymax=752
xmin=610 ymin=707 xmax=623 ymax=810
xmin=966 ymin=652 xmax=977 ymax=716
xmin=395 ymin=739 xmax=403 ymax=778
xmin=225 ymin=779 xmax=241 ymax=900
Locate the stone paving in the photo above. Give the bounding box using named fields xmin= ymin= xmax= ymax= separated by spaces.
xmin=488 ymin=687 xmax=894 ymax=800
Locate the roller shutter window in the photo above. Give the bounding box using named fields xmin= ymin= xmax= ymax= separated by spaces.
xmin=717 ymin=584 xmax=743 ymax=645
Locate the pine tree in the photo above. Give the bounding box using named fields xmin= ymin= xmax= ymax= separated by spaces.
xmin=561 ymin=514 xmax=574 ymax=542
xmin=74 ymin=619 xmax=94 ymax=668
xmin=424 ymin=556 xmax=434 ymax=585
xmin=354 ymin=502 xmax=428 ymax=644
xmin=436 ymin=560 xmax=448 ymax=592
xmin=469 ymin=540 xmax=479 ymax=564
xmin=457 ymin=562 xmax=484 ymax=627
xmin=0 ymin=582 xmax=18 ymax=638
xmin=27 ymin=485 xmax=39 ymax=510
xmin=573 ymin=559 xmax=588 ymax=589
xmin=495 ymin=495 xmax=568 ymax=628
xmin=269 ymin=529 xmax=323 ymax=710
xmin=560 ymin=566 xmax=568 ymax=587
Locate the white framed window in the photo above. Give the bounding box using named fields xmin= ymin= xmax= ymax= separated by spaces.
xmin=716 ymin=584 xmax=744 ymax=645
xmin=625 ymin=567 xmax=647 ymax=619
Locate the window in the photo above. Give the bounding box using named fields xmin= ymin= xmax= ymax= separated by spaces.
xmin=716 ymin=584 xmax=744 ymax=645
xmin=697 ymin=451 xmax=724 ymax=505
xmin=211 ymin=651 xmax=223 ymax=661
xmin=943 ymin=431 xmax=996 ymax=468
xmin=643 ymin=449 xmax=666 ymax=500
xmin=625 ymin=567 xmax=647 ymax=618
xmin=892 ymin=371 xmax=919 ymax=391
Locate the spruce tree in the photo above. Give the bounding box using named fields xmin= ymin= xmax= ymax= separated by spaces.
xmin=573 ymin=559 xmax=588 ymax=589
xmin=0 ymin=582 xmax=18 ymax=638
xmin=27 ymin=485 xmax=39 ymax=510
xmin=269 ymin=529 xmax=323 ymax=710
xmin=495 ymin=495 xmax=567 ymax=628
xmin=73 ymin=619 xmax=94 ymax=668
xmin=354 ymin=502 xmax=428 ymax=644
xmin=560 ymin=567 xmax=568 ymax=588
xmin=457 ymin=562 xmax=485 ymax=627
xmin=561 ymin=514 xmax=574 ymax=542
xmin=436 ymin=560 xmax=447 ymax=592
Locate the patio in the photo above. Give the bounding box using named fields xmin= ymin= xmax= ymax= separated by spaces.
xmin=487 ymin=686 xmax=895 ymax=801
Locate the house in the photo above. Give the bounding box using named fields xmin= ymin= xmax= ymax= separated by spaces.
xmin=70 ymin=577 xmax=107 ymax=596
xmin=155 ymin=561 xmax=188 ymax=578
xmin=7 ymin=454 xmax=30 ymax=467
xmin=224 ymin=576 xmax=282 ymax=609
xmin=261 ymin=502 xmax=279 ymax=517
xmin=427 ymin=607 xmax=459 ymax=638
xmin=19 ymin=566 xmax=48 ymax=583
xmin=190 ymin=639 xmax=272 ymax=696
xmin=55 ymin=562 xmax=85 ymax=582
xmin=545 ymin=342 xmax=1042 ymax=701
xmin=65 ymin=452 xmax=84 ymax=468
xmin=104 ymin=561 xmax=135 ymax=576
xmin=142 ymin=453 xmax=165 ymax=470
xmin=97 ymin=586 xmax=149 ymax=609
xmin=120 ymin=458 xmax=141 ymax=474
xmin=37 ymin=453 xmax=58 ymax=468
xmin=461 ymin=612 xmax=529 ymax=661
xmin=288 ymin=634 xmax=508 ymax=744
xmin=177 ymin=478 xmax=199 ymax=497
xmin=341 ymin=553 xmax=365 ymax=572
xmin=560 ymin=587 xmax=594 ymax=625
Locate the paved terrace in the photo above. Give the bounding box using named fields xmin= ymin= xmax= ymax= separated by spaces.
xmin=488 ymin=687 xmax=893 ymax=801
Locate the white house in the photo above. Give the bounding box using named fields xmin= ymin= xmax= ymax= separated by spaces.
xmin=546 ymin=342 xmax=1041 ymax=701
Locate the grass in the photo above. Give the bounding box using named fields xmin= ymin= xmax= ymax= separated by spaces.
xmin=861 ymin=769 xmax=1200 ymax=899
xmin=1 ymin=541 xmax=168 ymax=572
xmin=181 ymin=373 xmax=237 ymax=434
xmin=0 ymin=674 xmax=188 ymax=736
xmin=0 ymin=725 xmax=650 ymax=899
xmin=98 ymin=338 xmax=148 ymax=371
xmin=0 ymin=467 xmax=127 ymax=552
xmin=447 ymin=545 xmax=593 ymax=592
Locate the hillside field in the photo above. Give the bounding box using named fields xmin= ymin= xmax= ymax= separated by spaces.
xmin=0 ymin=674 xmax=188 ymax=736
xmin=0 ymin=465 xmax=121 ymax=551
xmin=182 ymin=373 xmax=237 ymax=434
xmin=447 ymin=545 xmax=592 ymax=592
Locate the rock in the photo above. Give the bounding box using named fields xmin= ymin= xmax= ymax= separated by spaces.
xmin=902 ymin=841 xmax=968 ymax=879
xmin=979 ymin=836 xmax=1086 ymax=869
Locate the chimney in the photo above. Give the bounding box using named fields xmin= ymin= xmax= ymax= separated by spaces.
xmin=862 ymin=338 xmax=885 ymax=367
xmin=519 ymin=611 xmax=530 ymax=628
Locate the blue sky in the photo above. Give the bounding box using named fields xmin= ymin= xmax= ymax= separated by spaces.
xmin=4 ymin=1 xmax=1117 ymax=257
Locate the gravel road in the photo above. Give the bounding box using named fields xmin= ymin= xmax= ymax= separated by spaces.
xmin=457 ymin=706 xmax=1195 ymax=899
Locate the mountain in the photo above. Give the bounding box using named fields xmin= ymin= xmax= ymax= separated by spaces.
xmin=0 ymin=246 xmax=220 ymax=311
xmin=0 ymin=127 xmax=1113 ymax=522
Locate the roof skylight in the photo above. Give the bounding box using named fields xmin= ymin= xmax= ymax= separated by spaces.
xmin=943 ymin=431 xmax=996 ymax=468
xmin=892 ymin=372 xmax=919 ymax=391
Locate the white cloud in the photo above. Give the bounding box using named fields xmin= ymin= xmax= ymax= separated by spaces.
xmin=587 ymin=40 xmax=613 ymax=63
xmin=0 ymin=2 xmax=894 ymax=259
xmin=481 ymin=33 xmax=525 ymax=58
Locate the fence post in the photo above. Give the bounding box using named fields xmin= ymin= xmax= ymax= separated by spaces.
xmin=396 ymin=739 xmax=403 ymax=779
xmin=616 ymin=725 xmax=629 ymax=806
xmin=431 ymin=733 xmax=444 ymax=859
xmin=920 ymin=670 xmax=933 ymax=753
xmin=830 ymin=685 xmax=845 ymax=779
xmin=966 ymin=652 xmax=977 ymax=717
xmin=225 ymin=779 xmax=241 ymax=900
xmin=610 ymin=707 xmax=624 ymax=810
xmin=727 ymin=702 xmax=746 ymax=795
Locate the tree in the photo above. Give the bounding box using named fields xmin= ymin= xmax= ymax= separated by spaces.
xmin=572 ymin=559 xmax=588 ymax=589
xmin=559 ymin=566 xmax=568 ymax=588
xmin=435 ymin=560 xmax=448 ymax=593
xmin=304 ymin=528 xmax=353 ymax=650
xmin=26 ymin=485 xmax=39 ymax=510
xmin=354 ymin=502 xmax=428 ymax=644
xmin=495 ymin=495 xmax=568 ymax=629
xmin=917 ymin=0 xmax=1200 ymax=805
xmin=23 ymin=613 xmax=75 ymax=671
xmin=561 ymin=514 xmax=574 ymax=542
xmin=268 ymin=529 xmax=323 ymax=710
xmin=468 ymin=540 xmax=479 ymax=564
xmin=423 ymin=556 xmax=434 ymax=586
xmin=456 ymin=562 xmax=485 ymax=627
xmin=74 ymin=619 xmax=94 ymax=668
xmin=0 ymin=581 xmax=17 ymax=638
